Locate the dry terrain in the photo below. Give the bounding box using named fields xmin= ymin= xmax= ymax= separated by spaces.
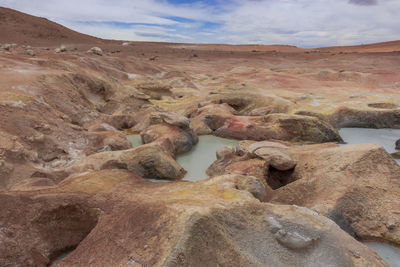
xmin=1 ymin=6 xmax=400 ymax=267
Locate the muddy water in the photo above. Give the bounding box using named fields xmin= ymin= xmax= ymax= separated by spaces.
xmin=126 ymin=134 xmax=143 ymax=148
xmin=364 ymin=243 xmax=400 ymax=267
xmin=126 ymin=135 xmax=238 ymax=182
xmin=339 ymin=128 xmax=400 ymax=164
xmin=177 ymin=136 xmax=238 ymax=182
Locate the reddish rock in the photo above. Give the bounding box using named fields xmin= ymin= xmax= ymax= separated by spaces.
xmin=0 ymin=170 xmax=387 ymax=267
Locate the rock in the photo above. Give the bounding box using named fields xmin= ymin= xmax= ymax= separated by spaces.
xmin=236 ymin=175 xmax=267 ymax=201
xmin=140 ymin=123 xmax=198 ymax=155
xmin=55 ymin=45 xmax=66 ymax=53
xmin=0 ymin=170 xmax=387 ymax=266
xmin=159 ymin=112 xmax=190 ymax=128
xmin=253 ymin=148 xmax=296 ymax=171
xmin=269 ymin=143 xmax=400 ymax=246
xmin=190 ymin=104 xmax=342 ymax=143
xmin=216 ymin=145 xmax=235 ymax=160
xmin=235 ymin=140 xmax=256 ymax=156
xmin=87 ymin=47 xmax=103 ymax=56
xmin=396 ymin=139 xmax=400 ymax=150
xmin=249 ymin=106 xmax=271 ymax=116
xmin=122 ymin=42 xmax=130 ymax=46
xmin=68 ymin=143 xmax=186 ymax=180
xmin=247 ymin=140 xmax=289 ymax=153
xmin=3 ymin=43 xmax=17 ymax=51
xmin=26 ymin=49 xmax=35 ymax=56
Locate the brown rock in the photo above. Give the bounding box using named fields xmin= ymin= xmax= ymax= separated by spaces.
xmin=269 ymin=143 xmax=400 ymax=245
xmin=0 ymin=170 xmax=388 ymax=266
xmin=69 ymin=142 xmax=186 ymax=180
xmin=253 ymin=148 xmax=296 ymax=171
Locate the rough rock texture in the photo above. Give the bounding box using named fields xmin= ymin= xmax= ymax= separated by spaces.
xmin=189 ymin=104 xmax=342 ymax=143
xmin=0 ymin=170 xmax=387 ymax=267
xmin=208 ymin=141 xmax=400 ymax=247
xmin=266 ymin=143 xmax=400 ymax=245
xmin=141 ymin=124 xmax=198 ymax=155
xmin=68 ymin=142 xmax=186 ymax=180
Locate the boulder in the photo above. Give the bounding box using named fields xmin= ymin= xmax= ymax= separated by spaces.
xmin=216 ymin=145 xmax=235 ymax=160
xmin=190 ymin=104 xmax=342 ymax=143
xmin=0 ymin=170 xmax=387 ymax=266
xmin=54 ymin=45 xmax=66 ymax=53
xmin=87 ymin=47 xmax=103 ymax=56
xmin=253 ymin=148 xmax=296 ymax=171
xmin=68 ymin=142 xmax=186 ymax=180
xmin=140 ymin=123 xmax=198 ymax=155
xmin=26 ymin=49 xmax=35 ymax=56
xmin=269 ymin=143 xmax=400 ymax=246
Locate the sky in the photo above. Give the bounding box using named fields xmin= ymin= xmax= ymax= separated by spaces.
xmin=0 ymin=0 xmax=399 ymax=47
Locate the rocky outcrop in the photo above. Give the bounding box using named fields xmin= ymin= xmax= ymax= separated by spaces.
xmin=297 ymin=106 xmax=400 ymax=129
xmin=209 ymin=141 xmax=400 ymax=246
xmin=68 ymin=142 xmax=186 ymax=180
xmin=189 ymin=103 xmax=342 ymax=143
xmin=0 ymin=170 xmax=387 ymax=267
xmin=141 ymin=124 xmax=197 ymax=155
xmin=206 ymin=84 xmax=295 ymax=115
xmin=266 ymin=143 xmax=400 ymax=245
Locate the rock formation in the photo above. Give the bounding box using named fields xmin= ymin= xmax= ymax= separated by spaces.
xmin=0 ymin=170 xmax=387 ymax=266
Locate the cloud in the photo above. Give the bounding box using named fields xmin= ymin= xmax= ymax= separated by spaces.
xmin=349 ymin=0 xmax=378 ymax=6
xmin=0 ymin=0 xmax=399 ymax=47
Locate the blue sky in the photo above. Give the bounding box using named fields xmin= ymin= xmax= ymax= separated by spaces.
xmin=0 ymin=0 xmax=399 ymax=47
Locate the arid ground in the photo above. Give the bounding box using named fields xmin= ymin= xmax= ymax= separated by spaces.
xmin=1 ymin=6 xmax=400 ymax=267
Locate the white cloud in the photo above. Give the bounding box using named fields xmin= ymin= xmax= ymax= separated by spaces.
xmin=0 ymin=0 xmax=399 ymax=47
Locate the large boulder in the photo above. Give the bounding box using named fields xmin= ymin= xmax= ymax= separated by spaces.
xmin=0 ymin=170 xmax=387 ymax=266
xmin=141 ymin=123 xmax=198 ymax=155
xmin=190 ymin=104 xmax=342 ymax=143
xmin=68 ymin=142 xmax=186 ymax=180
xmin=268 ymin=143 xmax=400 ymax=246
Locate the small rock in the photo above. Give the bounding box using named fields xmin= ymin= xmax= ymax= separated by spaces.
xmin=122 ymin=42 xmax=130 ymax=46
xmin=216 ymin=146 xmax=235 ymax=160
xmin=253 ymin=148 xmax=296 ymax=171
xmin=396 ymin=139 xmax=400 ymax=150
xmin=3 ymin=43 xmax=17 ymax=51
xmin=236 ymin=175 xmax=266 ymax=201
xmin=87 ymin=47 xmax=103 ymax=56
xmin=55 ymin=45 xmax=66 ymax=53
xmin=26 ymin=49 xmax=35 ymax=56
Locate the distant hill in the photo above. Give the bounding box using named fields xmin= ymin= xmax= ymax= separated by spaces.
xmin=317 ymin=40 xmax=400 ymax=53
xmin=0 ymin=6 xmax=399 ymax=52
xmin=0 ymin=7 xmax=103 ymax=46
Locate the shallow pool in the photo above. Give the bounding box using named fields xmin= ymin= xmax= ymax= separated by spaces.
xmin=339 ymin=128 xmax=400 ymax=164
xmin=127 ymin=134 xmax=238 ymax=182
xmin=126 ymin=134 xmax=143 ymax=148
xmin=364 ymin=242 xmax=400 ymax=267
xmin=177 ymin=135 xmax=238 ymax=182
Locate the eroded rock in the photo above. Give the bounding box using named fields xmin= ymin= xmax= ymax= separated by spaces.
xmin=0 ymin=170 xmax=388 ymax=266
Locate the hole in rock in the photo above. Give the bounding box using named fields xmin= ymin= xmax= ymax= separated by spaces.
xmin=266 ymin=166 xmax=297 ymax=190
xmin=33 ymin=204 xmax=100 ymax=266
